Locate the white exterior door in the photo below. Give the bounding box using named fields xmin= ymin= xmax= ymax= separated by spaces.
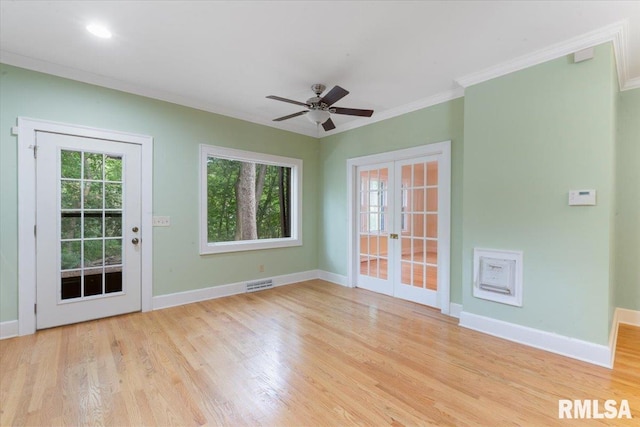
xmin=352 ymin=143 xmax=450 ymax=311
xmin=35 ymin=131 xmax=142 ymax=329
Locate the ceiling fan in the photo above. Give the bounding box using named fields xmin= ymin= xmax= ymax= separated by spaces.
xmin=266 ymin=84 xmax=374 ymax=131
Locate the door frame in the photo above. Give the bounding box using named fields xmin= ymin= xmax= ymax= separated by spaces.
xmin=346 ymin=141 xmax=451 ymax=315
xmin=16 ymin=117 xmax=153 ymax=335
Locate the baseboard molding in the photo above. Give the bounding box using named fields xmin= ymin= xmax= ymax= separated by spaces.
xmin=449 ymin=303 xmax=463 ymax=318
xmin=0 ymin=320 xmax=19 ymax=340
xmin=318 ymin=270 xmax=349 ymax=287
xmin=616 ymin=307 xmax=640 ymax=326
xmin=459 ymin=311 xmax=612 ymax=368
xmin=152 ymin=270 xmax=319 ymax=310
xmin=609 ymin=307 xmax=640 ymax=367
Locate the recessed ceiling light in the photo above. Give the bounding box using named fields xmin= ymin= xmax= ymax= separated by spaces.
xmin=86 ymin=23 xmax=112 ymax=39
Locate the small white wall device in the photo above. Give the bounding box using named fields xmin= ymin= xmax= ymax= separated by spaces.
xmin=568 ymin=189 xmax=596 ymax=206
xmin=473 ymin=248 xmax=523 ymax=307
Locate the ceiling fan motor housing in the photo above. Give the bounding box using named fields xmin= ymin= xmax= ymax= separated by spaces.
xmin=311 ymin=83 xmax=326 ymax=96
xmin=267 ymin=83 xmax=373 ymax=131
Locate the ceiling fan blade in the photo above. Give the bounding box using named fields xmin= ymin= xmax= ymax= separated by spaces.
xmin=266 ymin=95 xmax=309 ymax=107
xmin=322 ymin=118 xmax=336 ymax=131
xmin=320 ymin=85 xmax=349 ymax=106
xmin=332 ymin=107 xmax=374 ymax=117
xmin=273 ymin=110 xmax=308 ymax=121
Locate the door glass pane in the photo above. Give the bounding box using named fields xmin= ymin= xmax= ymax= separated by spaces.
xmin=61 ymin=273 xmax=81 ymax=300
xmin=105 ymin=239 xmax=122 ymax=265
xmin=61 ymin=241 xmax=81 ymax=270
xmin=399 ymin=160 xmax=438 ymax=291
xmin=105 ymin=270 xmax=123 ymax=293
xmin=426 ymin=240 xmax=437 ymax=264
xmin=105 ymin=214 xmax=122 ymax=237
xmin=84 ymin=153 xmax=103 ymax=180
xmin=61 ymin=213 xmax=81 ymax=239
xmin=401 ymin=261 xmax=411 ymax=284
xmin=426 ymin=188 xmax=438 ymax=212
xmin=426 ymin=214 xmax=437 ymax=238
xmin=84 ymin=182 xmax=103 ymax=209
xmin=105 ymin=183 xmax=122 ymax=209
xmin=412 ymin=239 xmax=425 ymax=263
xmin=59 ymin=150 xmax=124 ymax=301
xmin=61 ymin=182 xmax=81 ymax=209
xmin=426 ymin=161 xmax=438 ymax=186
xmin=412 ymin=189 xmax=424 ymax=212
xmin=83 ymin=213 xmax=103 ymax=238
xmin=84 ymin=268 xmax=103 ymax=296
xmin=426 ymin=266 xmax=437 ymax=290
xmin=412 ymin=214 xmax=424 ymax=238
xmin=84 ymin=240 xmax=103 ymax=267
xmin=359 ymin=167 xmax=389 ymax=280
xmin=412 ymin=263 xmax=424 ymax=288
xmin=105 ymin=155 xmax=122 ymax=181
xmin=61 ymin=150 xmax=81 ymax=179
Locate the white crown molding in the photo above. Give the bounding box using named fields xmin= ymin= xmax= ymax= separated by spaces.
xmin=2 ymin=19 xmax=636 ymax=139
xmin=455 ymin=21 xmax=630 ymax=90
xmin=0 ymin=50 xmax=319 ymax=138
xmin=322 ymin=87 xmax=465 ymax=138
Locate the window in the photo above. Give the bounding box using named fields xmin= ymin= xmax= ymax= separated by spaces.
xmin=200 ymin=145 xmax=302 ymax=254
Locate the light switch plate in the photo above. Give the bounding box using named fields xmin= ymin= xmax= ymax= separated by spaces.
xmin=152 ymin=216 xmax=171 ymax=226
xmin=568 ymin=189 xmax=596 ymax=206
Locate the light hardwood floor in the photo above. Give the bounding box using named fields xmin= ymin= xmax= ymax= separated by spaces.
xmin=1 ymin=280 xmax=638 ymax=426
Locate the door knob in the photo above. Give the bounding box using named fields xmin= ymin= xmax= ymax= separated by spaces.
xmin=132 ymin=237 xmax=140 ymax=245
xmin=132 ymin=226 xmax=139 ymax=232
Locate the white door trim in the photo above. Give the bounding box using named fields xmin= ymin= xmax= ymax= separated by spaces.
xmin=17 ymin=117 xmax=153 ymax=335
xmin=346 ymin=141 xmax=451 ymax=314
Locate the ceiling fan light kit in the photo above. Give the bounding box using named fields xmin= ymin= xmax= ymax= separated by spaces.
xmin=267 ymin=84 xmax=374 ymax=132
xmin=306 ymin=109 xmax=331 ymax=125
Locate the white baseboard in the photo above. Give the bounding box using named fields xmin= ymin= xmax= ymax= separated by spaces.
xmin=0 ymin=320 xmax=19 ymax=340
xmin=152 ymin=269 xmax=319 ymax=310
xmin=449 ymin=303 xmax=463 ymax=318
xmin=318 ymin=270 xmax=349 ymax=287
xmin=616 ymin=307 xmax=640 ymax=326
xmin=459 ymin=311 xmax=612 ymax=368
xmin=609 ymin=307 xmax=640 ymax=367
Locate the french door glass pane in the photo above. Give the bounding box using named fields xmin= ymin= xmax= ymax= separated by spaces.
xmin=400 ymin=161 xmax=438 ymax=290
xmin=59 ymin=150 xmax=123 ymax=300
xmin=359 ymin=167 xmax=389 ymax=280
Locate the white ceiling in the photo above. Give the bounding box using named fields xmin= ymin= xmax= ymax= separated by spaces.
xmin=1 ymin=1 xmax=639 ymax=138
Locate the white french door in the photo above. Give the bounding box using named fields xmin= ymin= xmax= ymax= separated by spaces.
xmin=352 ymin=143 xmax=450 ymax=311
xmin=35 ymin=131 xmax=142 ymax=329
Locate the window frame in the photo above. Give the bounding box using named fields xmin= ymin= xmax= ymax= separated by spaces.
xmin=199 ymin=144 xmax=303 ymax=255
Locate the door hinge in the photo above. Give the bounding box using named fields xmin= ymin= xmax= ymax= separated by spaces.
xmin=34 ymin=224 xmax=37 ymax=237
xmin=34 ymin=303 xmax=37 ymax=314
xmin=30 ymin=144 xmax=38 ymax=159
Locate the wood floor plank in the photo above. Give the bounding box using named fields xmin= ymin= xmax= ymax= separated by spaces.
xmin=1 ymin=280 xmax=638 ymax=426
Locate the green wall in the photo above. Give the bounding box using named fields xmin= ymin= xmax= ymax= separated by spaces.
xmin=615 ymin=88 xmax=640 ymax=311
xmin=0 ymin=64 xmax=319 ymax=323
xmin=1 ymin=41 xmax=637 ymax=347
xmin=318 ymin=98 xmax=465 ymax=304
xmin=462 ymin=44 xmax=617 ymax=345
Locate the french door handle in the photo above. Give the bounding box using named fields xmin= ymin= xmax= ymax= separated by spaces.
xmin=132 ymin=238 xmax=140 ymax=245
xmin=389 ymin=233 xmax=399 ymax=239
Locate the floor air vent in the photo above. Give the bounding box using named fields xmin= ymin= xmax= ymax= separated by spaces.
xmin=246 ymin=279 xmax=274 ymax=293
